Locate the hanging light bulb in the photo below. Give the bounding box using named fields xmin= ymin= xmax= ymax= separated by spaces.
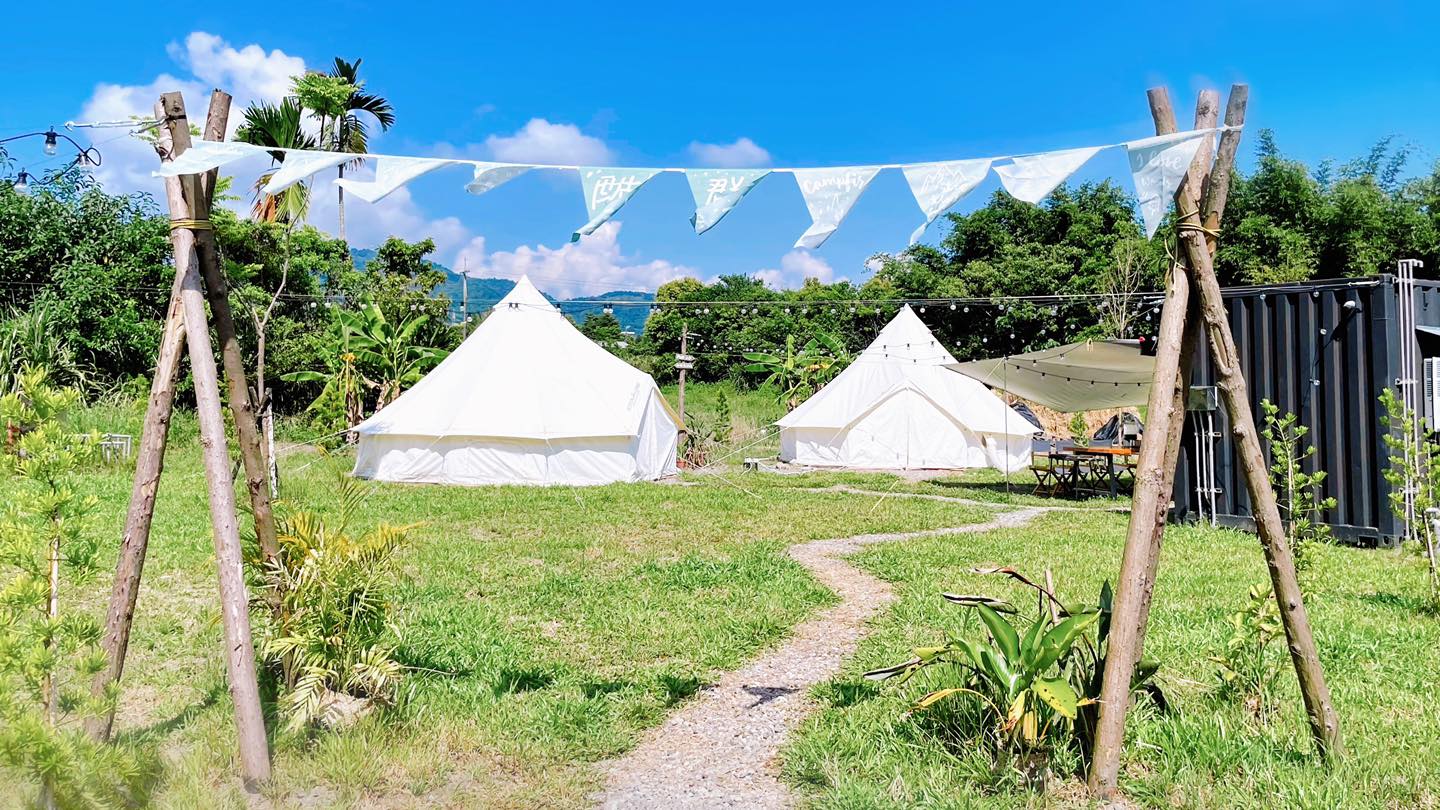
xmin=919 ymin=306 xmax=926 ymax=313
xmin=43 ymin=130 xmax=59 ymax=157
xmin=949 ymin=303 xmax=957 ymax=311
xmin=603 ymin=305 xmax=614 ymax=314
xmin=13 ymin=170 xmax=30 ymax=194
xmin=963 ymin=305 xmax=970 ymax=313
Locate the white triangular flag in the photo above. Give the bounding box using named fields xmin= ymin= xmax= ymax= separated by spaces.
xmin=901 ymin=158 xmax=992 ymax=244
xmin=792 ymin=166 xmax=881 ymax=249
xmin=1124 ymin=131 xmax=1209 ymax=238
xmin=334 ymin=156 xmax=454 ymax=203
xmin=686 ymin=169 xmax=770 ymax=234
xmin=466 ymin=162 xmax=532 ymax=195
xmin=153 ymin=139 xmax=265 ymax=177
xmin=573 ymin=168 xmax=661 ymax=241
xmin=994 ymin=146 xmax=1103 ymax=204
xmin=262 ymin=150 xmax=352 ymax=194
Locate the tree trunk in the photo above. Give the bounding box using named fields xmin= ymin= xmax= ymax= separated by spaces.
xmin=156 ymin=91 xmax=272 ymax=789
xmin=337 ymin=163 xmax=346 ymax=243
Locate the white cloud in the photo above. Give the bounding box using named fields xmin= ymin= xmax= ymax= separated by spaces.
xmin=485 ymin=119 xmax=614 ymax=165
xmin=687 ymin=137 xmax=771 ymax=168
xmin=307 ymin=177 xmax=469 ymax=255
xmin=754 ymin=249 xmax=841 ymax=290
xmin=166 ymin=32 xmax=305 ymax=109
xmin=72 ymin=33 xmax=471 ymax=255
xmin=453 ymin=222 xmax=696 ymax=299
xmin=77 ymin=32 xmax=307 ymax=197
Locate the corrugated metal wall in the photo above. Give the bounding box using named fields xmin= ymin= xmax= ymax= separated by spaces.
xmin=1174 ymin=275 xmax=1434 ymax=546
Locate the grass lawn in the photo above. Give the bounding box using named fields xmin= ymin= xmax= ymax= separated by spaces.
xmin=782 ymin=509 xmax=1440 ymax=809
xmin=3 ymin=397 xmax=991 ymax=809
xmin=5 ymin=385 xmax=1437 ymax=808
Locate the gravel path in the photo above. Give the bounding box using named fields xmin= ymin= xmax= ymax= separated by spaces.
xmin=594 ymin=500 xmax=1049 ymax=809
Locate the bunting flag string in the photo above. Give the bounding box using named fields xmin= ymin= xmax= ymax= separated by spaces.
xmin=1124 ymin=130 xmax=1209 ymax=238
xmin=336 ymin=156 xmax=452 ymax=203
xmin=262 ymin=150 xmax=352 ymax=195
xmin=902 ymin=158 xmax=992 ymax=245
xmin=152 ymin=126 xmax=1233 ymax=247
xmin=466 ymin=162 xmax=532 ymax=196
xmin=993 ymin=146 xmax=1104 ymax=204
xmin=686 ymin=169 xmax=770 ymax=234
xmin=792 ymin=167 xmax=880 ymax=249
xmin=575 ymin=167 xmax=661 ymax=241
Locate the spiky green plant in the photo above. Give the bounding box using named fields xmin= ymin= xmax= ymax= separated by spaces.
xmin=247 ymin=475 xmax=413 ymax=731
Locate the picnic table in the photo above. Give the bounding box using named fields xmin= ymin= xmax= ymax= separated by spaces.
xmin=1032 ymin=444 xmax=1137 ymax=498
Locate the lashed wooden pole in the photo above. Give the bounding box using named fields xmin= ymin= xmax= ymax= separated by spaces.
xmin=1130 ymin=90 xmax=1219 ymax=657
xmin=87 ymin=92 xmax=232 ymax=741
xmin=189 ymin=88 xmax=280 ymax=564
xmin=156 ymin=90 xmax=272 ymax=788
xmin=1085 ymin=89 xmax=1211 ymax=799
xmin=1163 ymin=92 xmax=1343 ymax=761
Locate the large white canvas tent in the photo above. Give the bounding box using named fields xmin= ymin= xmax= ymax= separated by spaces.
xmin=777 ymin=306 xmax=1037 ymax=471
xmin=353 ymin=276 xmax=680 ymax=486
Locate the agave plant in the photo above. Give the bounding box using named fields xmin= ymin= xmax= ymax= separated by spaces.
xmin=865 ymin=567 xmax=1165 ymax=784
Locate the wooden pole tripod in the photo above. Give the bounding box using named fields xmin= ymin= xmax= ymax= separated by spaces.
xmin=87 ymin=89 xmax=273 ymax=789
xmin=1088 ymin=84 xmax=1341 ymax=801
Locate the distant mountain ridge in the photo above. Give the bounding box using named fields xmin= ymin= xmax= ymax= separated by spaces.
xmin=350 ymin=247 xmax=655 ymax=334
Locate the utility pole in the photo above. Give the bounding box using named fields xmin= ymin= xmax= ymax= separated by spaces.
xmin=676 ymin=323 xmax=693 ymax=426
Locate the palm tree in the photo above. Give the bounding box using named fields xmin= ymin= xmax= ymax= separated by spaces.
xmin=327 ymin=58 xmax=395 ymax=244
xmin=233 ymin=98 xmax=317 ymax=223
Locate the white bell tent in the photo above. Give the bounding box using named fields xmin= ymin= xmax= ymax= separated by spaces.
xmin=352 ymin=276 xmax=681 ymax=486
xmin=777 ymin=306 xmax=1037 ymax=471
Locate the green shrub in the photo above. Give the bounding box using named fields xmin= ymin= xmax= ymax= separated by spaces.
xmin=864 ymin=567 xmax=1163 ymax=789
xmin=1208 ymin=582 xmax=1286 ymax=720
xmin=247 ymin=476 xmax=414 ymax=731
xmin=0 ymin=367 xmax=146 ymax=805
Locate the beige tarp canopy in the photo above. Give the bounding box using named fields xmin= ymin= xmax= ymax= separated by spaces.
xmin=947 ymin=339 xmax=1155 ymax=413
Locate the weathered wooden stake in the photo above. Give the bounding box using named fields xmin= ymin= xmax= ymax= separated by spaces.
xmin=189 ymin=90 xmax=280 ymax=563
xmin=1168 ymin=102 xmax=1343 ymax=760
xmin=156 ymin=90 xmax=272 ymax=788
xmin=87 ymin=92 xmax=235 ymax=741
xmin=1086 ymin=88 xmax=1219 ymax=798
xmin=87 ymin=250 xmax=188 ymax=741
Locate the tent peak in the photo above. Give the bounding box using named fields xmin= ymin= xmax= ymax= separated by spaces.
xmin=494 ymin=275 xmax=557 ymax=313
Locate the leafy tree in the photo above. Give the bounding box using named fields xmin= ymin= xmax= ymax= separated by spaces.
xmin=233 ymin=98 xmax=318 ymax=223
xmin=579 ymin=311 xmax=626 ymax=348
xmin=1260 ymin=400 xmax=1336 ymax=578
xmin=326 ymin=58 xmax=396 ymax=244
xmin=0 ymin=178 xmax=172 ymax=384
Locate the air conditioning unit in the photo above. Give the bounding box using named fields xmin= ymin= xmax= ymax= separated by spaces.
xmin=1424 ymin=358 xmax=1440 ymax=430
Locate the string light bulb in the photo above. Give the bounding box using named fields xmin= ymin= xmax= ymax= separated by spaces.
xmin=13 ymin=171 xmax=30 ymax=194
xmin=42 ymin=130 xmax=59 ymax=157
xmin=949 ymin=303 xmax=957 ymax=311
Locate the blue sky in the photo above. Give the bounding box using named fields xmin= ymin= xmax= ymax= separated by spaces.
xmin=4 ymin=1 xmax=1438 ymax=297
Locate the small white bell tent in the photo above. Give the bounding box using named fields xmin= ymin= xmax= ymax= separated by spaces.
xmin=352 ymin=276 xmax=680 ymax=486
xmin=777 ymin=306 xmax=1036 ymax=471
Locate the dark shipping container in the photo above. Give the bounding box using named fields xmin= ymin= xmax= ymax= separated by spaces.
xmin=1174 ymin=273 xmax=1440 ymax=547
